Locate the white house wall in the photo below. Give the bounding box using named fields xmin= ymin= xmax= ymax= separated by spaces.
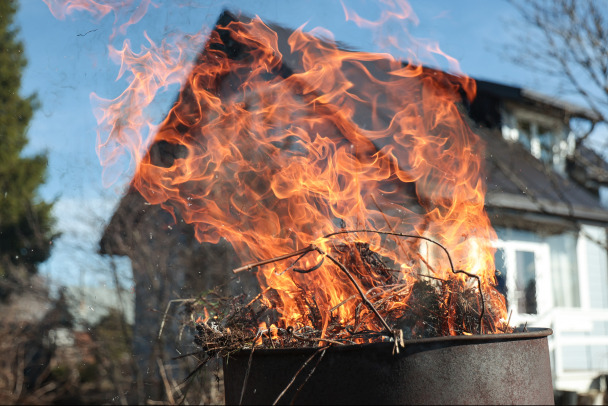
xmin=495 ymin=225 xmax=608 ymax=391
xmin=582 ymin=225 xmax=608 ymax=374
xmin=554 ymin=224 xmax=608 ymax=391
xmin=580 ymin=225 xmax=608 ymax=309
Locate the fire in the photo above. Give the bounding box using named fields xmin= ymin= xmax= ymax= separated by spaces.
xmin=46 ymin=1 xmax=508 ymax=338
xmin=42 ymin=0 xmax=154 ymax=39
xmin=91 ymin=30 xmax=206 ymax=186
xmin=42 ymin=0 xmax=113 ymax=20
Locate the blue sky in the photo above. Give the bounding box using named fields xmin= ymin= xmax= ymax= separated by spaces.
xmin=13 ymin=0 xmax=562 ymax=290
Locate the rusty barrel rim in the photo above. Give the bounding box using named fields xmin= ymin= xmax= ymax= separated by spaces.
xmin=229 ymin=327 xmax=553 ymax=356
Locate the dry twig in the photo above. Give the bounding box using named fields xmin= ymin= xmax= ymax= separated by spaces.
xmin=271 ymin=346 xmax=329 ymax=405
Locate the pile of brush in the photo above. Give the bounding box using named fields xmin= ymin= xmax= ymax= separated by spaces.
xmin=184 ymin=234 xmax=509 ymax=359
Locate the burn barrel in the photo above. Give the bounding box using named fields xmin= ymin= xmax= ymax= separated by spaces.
xmin=223 ymin=328 xmax=553 ymax=405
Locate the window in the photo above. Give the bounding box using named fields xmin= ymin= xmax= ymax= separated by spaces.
xmin=493 ymin=237 xmax=552 ymax=325
xmin=547 ymin=232 xmax=580 ymax=308
xmin=515 ymin=118 xmax=558 ymax=164
xmin=502 ymin=107 xmax=572 ymax=175
xmin=494 ymin=228 xmax=581 ymax=325
xmin=515 ymin=250 xmax=538 ymax=314
xmin=517 ymin=119 xmax=533 ymax=153
xmin=537 ymin=124 xmax=555 ymax=164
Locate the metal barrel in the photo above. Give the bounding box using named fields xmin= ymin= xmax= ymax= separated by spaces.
xmin=223 ymin=328 xmax=554 ymax=405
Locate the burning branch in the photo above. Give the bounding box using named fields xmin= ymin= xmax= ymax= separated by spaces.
xmin=234 ymin=240 xmax=395 ymax=340
xmin=233 ymin=246 xmax=317 ymax=274
xmin=319 ymin=249 xmax=393 ymax=336
xmin=324 ymin=230 xmax=486 ymax=333
xmin=232 ymin=229 xmax=488 ymax=339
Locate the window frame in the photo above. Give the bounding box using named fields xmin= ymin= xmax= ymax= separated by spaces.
xmin=493 ymin=239 xmax=553 ymax=326
xmin=500 ymin=105 xmax=572 ymax=175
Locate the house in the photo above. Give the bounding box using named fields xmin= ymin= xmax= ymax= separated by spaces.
xmin=470 ymin=80 xmax=608 ymax=393
xmin=99 ymin=10 xmax=608 ymax=399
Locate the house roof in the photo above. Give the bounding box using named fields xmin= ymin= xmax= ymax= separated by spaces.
xmin=475 ymin=79 xmax=601 ymax=122
xmin=570 ymin=144 xmax=608 ymax=189
xmin=480 ymin=125 xmax=608 ymax=224
xmin=100 ymin=10 xmax=608 ymax=255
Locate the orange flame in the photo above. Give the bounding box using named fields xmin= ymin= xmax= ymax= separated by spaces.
xmin=134 ymin=15 xmax=505 ymax=333
xmin=49 ymin=1 xmax=508 ymax=336
xmin=42 ymin=0 xmax=113 ymax=20
xmin=42 ymin=0 xmax=155 ymax=39
xmin=91 ymin=30 xmax=206 ymax=185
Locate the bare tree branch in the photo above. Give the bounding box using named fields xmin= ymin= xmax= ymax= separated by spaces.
xmin=506 ymin=0 xmax=608 ymax=128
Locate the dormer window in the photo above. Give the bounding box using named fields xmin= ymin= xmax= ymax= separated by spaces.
xmin=516 ymin=119 xmax=557 ymax=164
xmin=501 ymin=105 xmax=574 ymax=175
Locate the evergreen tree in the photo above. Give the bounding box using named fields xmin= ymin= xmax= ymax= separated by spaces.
xmin=0 ymin=0 xmax=55 ymax=299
